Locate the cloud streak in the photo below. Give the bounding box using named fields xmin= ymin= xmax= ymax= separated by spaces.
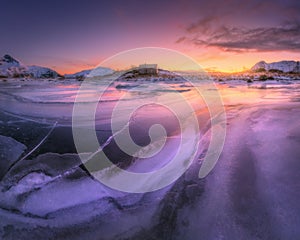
xmin=178 ymin=19 xmax=300 ymax=53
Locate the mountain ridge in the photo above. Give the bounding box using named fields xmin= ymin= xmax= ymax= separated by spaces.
xmin=0 ymin=54 xmax=114 ymax=79
xmin=251 ymin=60 xmax=300 ymax=73
xmin=0 ymin=54 xmax=61 ymax=78
xmin=2 ymin=54 xmax=300 ymax=78
xmin=64 ymin=67 xmax=114 ymax=80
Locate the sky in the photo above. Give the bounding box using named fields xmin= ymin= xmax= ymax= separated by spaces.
xmin=1 ymin=0 xmax=300 ymax=73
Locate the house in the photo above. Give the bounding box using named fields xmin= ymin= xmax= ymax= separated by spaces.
xmin=138 ymin=64 xmax=158 ymax=75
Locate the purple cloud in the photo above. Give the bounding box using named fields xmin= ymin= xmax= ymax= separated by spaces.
xmin=178 ymin=21 xmax=300 ymax=52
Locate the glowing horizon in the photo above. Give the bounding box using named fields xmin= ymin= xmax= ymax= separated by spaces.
xmin=42 ymin=48 xmax=300 ymax=75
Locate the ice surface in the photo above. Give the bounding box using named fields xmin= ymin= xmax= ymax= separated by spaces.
xmin=0 ymin=78 xmax=300 ymax=239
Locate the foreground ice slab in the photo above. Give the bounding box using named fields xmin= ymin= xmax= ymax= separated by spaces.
xmin=0 ymin=135 xmax=26 ymax=179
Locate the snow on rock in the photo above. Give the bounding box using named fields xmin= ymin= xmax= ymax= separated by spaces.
xmin=64 ymin=67 xmax=114 ymax=80
xmin=0 ymin=54 xmax=27 ymax=78
xmin=0 ymin=54 xmax=60 ymax=78
xmin=88 ymin=66 xmax=114 ymax=77
xmin=251 ymin=60 xmax=300 ymax=73
xmin=0 ymin=135 xmax=26 ymax=179
xmin=26 ymin=65 xmax=60 ymax=78
xmin=64 ymin=69 xmax=92 ymax=79
xmin=0 ymin=54 xmax=19 ymax=66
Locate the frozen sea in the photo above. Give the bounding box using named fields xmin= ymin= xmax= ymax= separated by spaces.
xmin=0 ymin=77 xmax=300 ymax=240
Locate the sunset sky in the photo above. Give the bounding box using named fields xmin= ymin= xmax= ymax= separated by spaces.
xmin=1 ymin=0 xmax=300 ymax=73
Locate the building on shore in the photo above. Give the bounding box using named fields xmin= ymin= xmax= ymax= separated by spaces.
xmin=138 ymin=64 xmax=158 ymax=75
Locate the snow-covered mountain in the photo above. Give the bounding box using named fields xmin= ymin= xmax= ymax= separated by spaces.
xmin=0 ymin=54 xmax=20 ymax=66
xmin=26 ymin=65 xmax=60 ymax=78
xmin=64 ymin=69 xmax=92 ymax=79
xmin=0 ymin=54 xmax=60 ymax=78
xmin=64 ymin=67 xmax=114 ymax=79
xmin=251 ymin=60 xmax=300 ymax=73
xmin=0 ymin=54 xmax=114 ymax=79
xmin=0 ymin=54 xmax=27 ymax=78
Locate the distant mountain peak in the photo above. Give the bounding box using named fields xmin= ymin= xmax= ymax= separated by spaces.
xmin=0 ymin=54 xmax=60 ymax=78
xmin=2 ymin=54 xmax=19 ymax=64
xmin=251 ymin=60 xmax=300 ymax=73
xmin=257 ymin=60 xmax=267 ymax=64
xmin=64 ymin=67 xmax=114 ymax=79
